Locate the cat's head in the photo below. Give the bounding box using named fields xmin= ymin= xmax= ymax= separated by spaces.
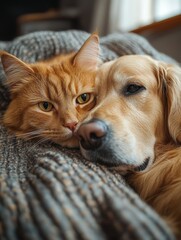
xmin=0 ymin=33 xmax=101 ymax=148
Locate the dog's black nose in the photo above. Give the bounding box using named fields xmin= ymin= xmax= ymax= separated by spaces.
xmin=77 ymin=119 xmax=107 ymax=150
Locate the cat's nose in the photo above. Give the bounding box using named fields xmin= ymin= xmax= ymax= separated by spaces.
xmin=76 ymin=119 xmax=107 ymax=150
xmin=64 ymin=121 xmax=78 ymax=132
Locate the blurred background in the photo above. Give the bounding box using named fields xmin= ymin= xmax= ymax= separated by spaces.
xmin=0 ymin=0 xmax=181 ymax=61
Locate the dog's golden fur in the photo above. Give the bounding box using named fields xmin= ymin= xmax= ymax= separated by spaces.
xmin=77 ymin=55 xmax=181 ymax=238
xmin=128 ymin=143 xmax=181 ymax=238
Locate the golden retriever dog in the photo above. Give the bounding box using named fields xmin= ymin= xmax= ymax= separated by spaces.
xmin=75 ymin=55 xmax=181 ymax=238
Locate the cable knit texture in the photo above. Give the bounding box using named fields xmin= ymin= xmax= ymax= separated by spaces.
xmin=0 ymin=30 xmax=177 ymax=240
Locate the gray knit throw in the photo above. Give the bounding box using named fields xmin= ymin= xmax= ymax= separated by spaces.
xmin=0 ymin=30 xmax=176 ymax=240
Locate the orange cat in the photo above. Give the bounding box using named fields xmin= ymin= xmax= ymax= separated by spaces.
xmin=0 ymin=33 xmax=100 ymax=147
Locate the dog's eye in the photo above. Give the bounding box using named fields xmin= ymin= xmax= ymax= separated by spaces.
xmin=124 ymin=84 xmax=145 ymax=96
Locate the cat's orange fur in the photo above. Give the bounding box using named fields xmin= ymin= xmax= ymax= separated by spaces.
xmin=0 ymin=33 xmax=100 ymax=147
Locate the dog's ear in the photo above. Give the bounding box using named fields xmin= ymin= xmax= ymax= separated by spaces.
xmin=159 ymin=63 xmax=181 ymax=143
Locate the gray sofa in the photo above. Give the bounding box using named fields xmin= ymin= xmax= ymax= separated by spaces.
xmin=0 ymin=30 xmax=177 ymax=240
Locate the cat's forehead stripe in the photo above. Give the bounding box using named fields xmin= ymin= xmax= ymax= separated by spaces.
xmin=46 ymin=71 xmax=74 ymax=100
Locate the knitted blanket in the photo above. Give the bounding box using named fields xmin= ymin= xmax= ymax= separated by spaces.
xmin=0 ymin=30 xmax=177 ymax=240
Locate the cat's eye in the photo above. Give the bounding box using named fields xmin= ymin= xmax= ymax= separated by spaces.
xmin=38 ymin=102 xmax=53 ymax=112
xmin=76 ymin=93 xmax=90 ymax=104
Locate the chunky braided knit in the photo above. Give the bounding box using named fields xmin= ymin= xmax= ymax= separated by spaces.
xmin=0 ymin=30 xmax=177 ymax=240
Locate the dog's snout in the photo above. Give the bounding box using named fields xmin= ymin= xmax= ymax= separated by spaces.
xmin=77 ymin=119 xmax=107 ymax=150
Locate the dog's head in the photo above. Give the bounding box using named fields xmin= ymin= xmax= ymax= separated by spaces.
xmin=76 ymin=55 xmax=181 ymax=173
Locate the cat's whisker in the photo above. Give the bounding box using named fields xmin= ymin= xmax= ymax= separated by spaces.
xmin=16 ymin=129 xmax=43 ymax=138
xmin=1 ymin=131 xmax=49 ymax=150
xmin=27 ymin=137 xmax=50 ymax=152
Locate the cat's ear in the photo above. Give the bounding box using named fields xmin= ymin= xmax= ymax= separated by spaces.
xmin=73 ymin=33 xmax=101 ymax=71
xmin=0 ymin=51 xmax=34 ymax=93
